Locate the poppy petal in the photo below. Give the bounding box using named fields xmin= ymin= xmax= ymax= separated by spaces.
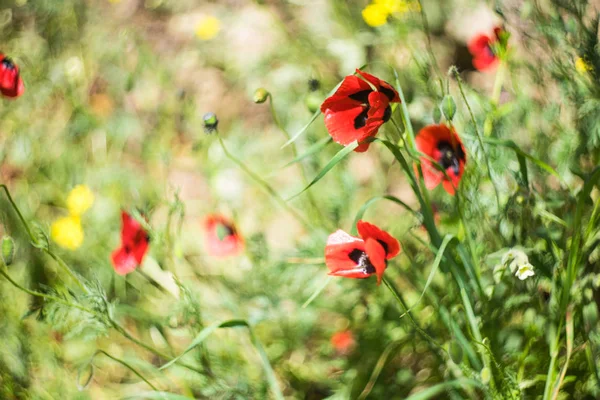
xmin=355 ymin=69 xmax=383 ymax=90
xmin=325 ymin=230 xmax=366 ymax=274
xmin=320 ymin=75 xmax=372 ymax=111
xmin=323 ymin=106 xmax=376 ymax=146
xmin=356 ymin=220 xmax=401 ymax=259
xmin=365 ymin=238 xmax=387 ymax=285
xmin=203 ymin=214 xmax=244 ymax=257
xmin=111 ymin=247 xmax=139 ymax=275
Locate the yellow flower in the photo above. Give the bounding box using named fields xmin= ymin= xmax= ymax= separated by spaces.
xmin=51 ymin=216 xmax=84 ymax=250
xmin=575 ymin=57 xmax=592 ymax=74
xmin=195 ymin=16 xmax=220 ymax=41
xmin=67 ymin=185 xmax=94 ymax=216
xmin=362 ymin=3 xmax=390 ymax=27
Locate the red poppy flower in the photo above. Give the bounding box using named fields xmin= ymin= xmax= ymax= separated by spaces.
xmin=415 ymin=124 xmax=466 ymax=195
xmin=468 ymin=27 xmax=504 ymax=71
xmin=320 ymin=69 xmax=400 ymax=152
xmin=203 ymin=214 xmax=244 ymax=257
xmin=0 ymin=54 xmax=24 ymax=98
xmin=331 ymin=330 xmax=355 ymax=354
xmin=325 ymin=220 xmax=400 ymax=285
xmin=111 ymin=211 xmax=149 ymax=275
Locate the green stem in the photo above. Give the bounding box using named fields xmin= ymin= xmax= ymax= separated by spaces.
xmin=0 ymin=266 xmax=91 ymax=314
xmin=415 ymin=0 xmax=444 ymax=95
xmin=491 ymin=61 xmax=506 ymax=107
xmin=0 ymin=184 xmax=90 ymax=293
xmin=268 ymin=95 xmax=330 ymax=229
xmin=94 ymin=349 xmax=159 ymax=391
xmin=395 ymin=83 xmax=416 ymax=150
xmin=450 ymin=68 xmax=501 ymax=211
xmin=383 ymin=276 xmax=446 ymax=356
xmin=1 ymin=260 xmax=205 ymax=376
xmin=216 ymin=135 xmax=314 ymax=231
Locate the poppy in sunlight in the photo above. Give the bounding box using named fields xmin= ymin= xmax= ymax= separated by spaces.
xmin=325 ymin=220 xmax=400 ymax=285
xmin=320 ymin=69 xmax=400 ymax=152
xmin=111 ymin=212 xmax=150 ymax=275
xmin=0 ymin=54 xmax=24 ymax=98
xmin=468 ymin=27 xmax=505 ymax=71
xmin=415 ymin=124 xmax=466 ymax=195
xmin=203 ymin=214 xmax=244 ymax=257
xmin=331 ymin=330 xmax=356 ymax=354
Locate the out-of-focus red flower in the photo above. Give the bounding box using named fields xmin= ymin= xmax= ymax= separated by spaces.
xmin=320 ymin=69 xmax=400 ymax=152
xmin=416 ymin=124 xmax=466 ymax=196
xmin=325 ymin=220 xmax=400 ymax=285
xmin=331 ymin=330 xmax=356 ymax=354
xmin=111 ymin=211 xmax=149 ymax=275
xmin=468 ymin=27 xmax=504 ymax=71
xmin=0 ymin=54 xmax=24 ymax=98
xmin=203 ymin=214 xmax=244 ymax=257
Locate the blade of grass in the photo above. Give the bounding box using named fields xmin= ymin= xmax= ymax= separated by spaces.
xmin=278 ymin=137 xmax=332 ymax=171
xmin=404 ymin=379 xmax=485 ymax=400
xmin=159 ymin=320 xmax=248 ymax=370
xmin=302 ymin=275 xmax=333 ymax=308
xmin=398 ymin=235 xmax=454 ymax=319
xmin=550 ymin=308 xmax=574 ymax=400
xmin=351 ymin=195 xmax=419 ymax=235
xmin=286 ymin=141 xmax=358 ymax=201
xmin=357 ymin=339 xmax=406 ymax=400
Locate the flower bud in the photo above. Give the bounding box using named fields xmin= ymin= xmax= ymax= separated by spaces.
xmin=1 ymin=235 xmax=15 ymax=266
xmin=253 ymin=88 xmax=269 ymax=104
xmin=203 ymin=112 xmax=219 ymax=134
xmin=441 ymin=95 xmax=456 ymax=121
xmin=305 ymin=92 xmax=322 ymax=113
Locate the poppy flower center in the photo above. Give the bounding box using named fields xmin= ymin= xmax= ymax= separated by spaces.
xmin=1 ymin=58 xmax=15 ymax=70
xmin=215 ymin=223 xmax=234 ymax=241
xmin=437 ymin=140 xmax=465 ymax=176
xmin=349 ymin=90 xmax=393 ymax=129
xmin=348 ymin=248 xmax=376 ymax=274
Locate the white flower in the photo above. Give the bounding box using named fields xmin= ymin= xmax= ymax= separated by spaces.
xmin=501 ymin=249 xmax=528 ymax=273
xmin=515 ymin=263 xmax=535 ymax=280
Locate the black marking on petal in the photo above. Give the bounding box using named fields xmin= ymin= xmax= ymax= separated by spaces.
xmin=380 ymin=85 xmax=396 ymax=102
xmin=456 ymin=142 xmax=466 ymax=161
xmin=353 ymin=107 xmax=370 ymax=129
xmin=1 ymin=58 xmax=15 ymax=70
xmin=347 ymin=249 xmax=376 ymax=274
xmin=383 ymin=106 xmax=392 ymax=122
xmin=348 ymin=90 xmax=371 ymax=103
xmin=348 ymin=249 xmax=363 ymax=264
xmin=437 ymin=140 xmax=462 ymax=175
xmin=377 ymin=239 xmax=389 ymax=255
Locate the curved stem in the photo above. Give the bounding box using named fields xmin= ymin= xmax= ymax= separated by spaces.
xmin=94 ymin=349 xmax=159 ymax=391
xmin=451 ymin=69 xmax=501 ymax=212
xmin=0 ymin=184 xmax=90 ymax=293
xmin=216 ymin=135 xmax=314 ymax=230
xmin=267 ymin=95 xmax=330 ymax=229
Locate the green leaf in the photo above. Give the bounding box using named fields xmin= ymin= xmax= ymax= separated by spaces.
xmin=302 ymin=275 xmax=333 ymax=308
xmin=398 ymin=235 xmax=455 ymax=319
xmin=278 ymin=137 xmax=332 ymax=170
xmin=351 ymin=195 xmax=419 ymax=235
xmin=159 ymin=320 xmax=248 ymax=370
xmin=357 ymin=340 xmax=405 ymax=400
xmin=403 ymin=379 xmax=485 ymax=400
xmin=280 ymin=108 xmax=321 ymax=148
xmin=157 ymin=319 xmax=284 ymax=400
xmin=122 ymin=392 xmax=192 ymax=400
xmin=286 ymin=141 xmax=358 ymax=201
